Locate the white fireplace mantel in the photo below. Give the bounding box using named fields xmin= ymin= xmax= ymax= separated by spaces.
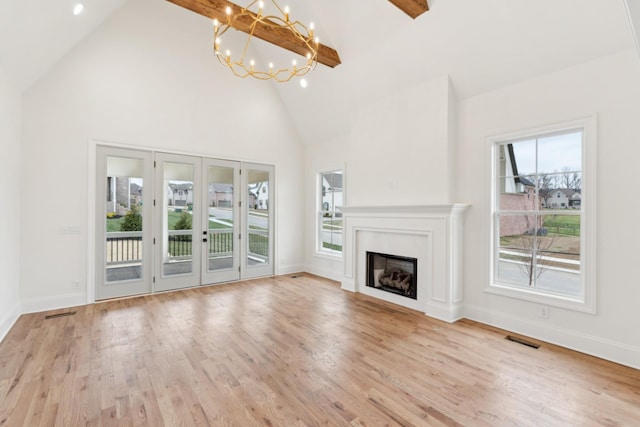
xmin=341 ymin=204 xmax=470 ymax=323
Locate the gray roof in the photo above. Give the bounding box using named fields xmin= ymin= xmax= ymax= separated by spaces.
xmin=322 ymin=172 xmax=343 ymax=190
xmin=210 ymin=183 xmax=233 ymax=193
xmin=169 ymin=183 xmax=193 ymax=191
xmin=552 ymin=189 xmax=581 ymax=198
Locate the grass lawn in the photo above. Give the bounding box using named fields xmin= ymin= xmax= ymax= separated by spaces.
xmin=107 ymin=210 xmax=232 ymax=232
xmin=543 ymin=214 xmax=580 ymax=236
xmin=322 ymin=242 xmax=343 ymax=252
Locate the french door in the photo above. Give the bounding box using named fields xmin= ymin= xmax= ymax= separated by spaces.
xmin=242 ymin=163 xmax=275 ymax=279
xmin=96 ymin=146 xmax=153 ymax=300
xmin=202 ymin=158 xmax=241 ymax=284
xmin=153 ymin=153 xmax=202 ymax=292
xmin=96 ymin=146 xmax=274 ymax=299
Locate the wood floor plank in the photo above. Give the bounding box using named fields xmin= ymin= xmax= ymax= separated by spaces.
xmin=1 ymin=274 xmax=639 ymax=426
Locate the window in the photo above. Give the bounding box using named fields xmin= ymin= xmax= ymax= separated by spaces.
xmin=489 ymin=118 xmax=595 ymax=312
xmin=318 ymin=170 xmax=343 ymax=255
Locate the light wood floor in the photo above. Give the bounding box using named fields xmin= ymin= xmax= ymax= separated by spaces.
xmin=1 ymin=274 xmax=639 ymax=426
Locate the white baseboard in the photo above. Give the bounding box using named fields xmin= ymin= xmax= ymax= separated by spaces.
xmin=21 ymin=292 xmax=88 ymax=315
xmin=463 ymin=303 xmax=640 ymax=370
xmin=0 ymin=302 xmax=21 ymax=344
xmin=276 ymin=263 xmax=306 ymax=277
xmin=340 ymin=277 xmax=356 ymax=292
xmin=303 ymin=263 xmax=344 ymax=283
xmin=425 ymin=301 xmax=464 ymax=323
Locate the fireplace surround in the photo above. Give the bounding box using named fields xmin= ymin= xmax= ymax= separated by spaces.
xmin=341 ymin=204 xmax=469 ymax=322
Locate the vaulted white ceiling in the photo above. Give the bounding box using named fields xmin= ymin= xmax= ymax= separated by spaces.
xmin=0 ymin=0 xmax=635 ymax=145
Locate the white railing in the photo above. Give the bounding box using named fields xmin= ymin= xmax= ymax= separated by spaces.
xmin=106 ymin=228 xmax=268 ymax=264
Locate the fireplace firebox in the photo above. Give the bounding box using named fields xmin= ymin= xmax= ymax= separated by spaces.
xmin=366 ymin=251 xmax=417 ymax=299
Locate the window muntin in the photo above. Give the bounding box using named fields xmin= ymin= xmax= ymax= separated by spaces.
xmin=493 ymin=129 xmax=584 ymax=301
xmin=318 ymin=170 xmax=343 ymax=255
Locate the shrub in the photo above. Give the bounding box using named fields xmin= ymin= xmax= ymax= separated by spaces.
xmin=173 ymin=212 xmax=192 ymax=241
xmin=120 ymin=205 xmax=142 ymax=231
xmin=174 ymin=212 xmax=192 ymax=230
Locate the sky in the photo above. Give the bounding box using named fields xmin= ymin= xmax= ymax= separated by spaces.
xmin=511 ymin=131 xmax=582 ymax=176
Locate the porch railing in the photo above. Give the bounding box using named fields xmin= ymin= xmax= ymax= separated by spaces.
xmin=106 ymin=228 xmax=268 ymax=264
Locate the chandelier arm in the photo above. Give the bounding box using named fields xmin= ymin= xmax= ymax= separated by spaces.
xmin=240 ymin=19 xmax=258 ymax=61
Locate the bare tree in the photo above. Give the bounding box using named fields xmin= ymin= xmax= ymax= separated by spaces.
xmin=560 ymin=167 xmax=582 ymax=191
xmin=507 ymin=215 xmax=558 ymax=287
xmin=501 ymin=190 xmax=557 ymax=286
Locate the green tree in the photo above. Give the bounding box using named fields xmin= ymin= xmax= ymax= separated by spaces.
xmin=120 ymin=205 xmax=142 ymax=231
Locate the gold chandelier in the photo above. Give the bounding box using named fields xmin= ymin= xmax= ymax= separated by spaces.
xmin=213 ymin=0 xmax=319 ymax=82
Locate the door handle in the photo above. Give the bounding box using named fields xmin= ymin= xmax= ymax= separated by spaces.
xmin=202 ymin=238 xmax=207 ymax=243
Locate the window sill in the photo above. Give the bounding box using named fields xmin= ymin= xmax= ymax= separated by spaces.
xmin=314 ymin=250 xmax=343 ymax=261
xmin=484 ymin=283 xmax=596 ymax=314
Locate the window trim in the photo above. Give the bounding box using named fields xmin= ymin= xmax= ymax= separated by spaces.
xmin=486 ymin=116 xmax=597 ymax=313
xmin=316 ymin=168 xmax=344 ymax=258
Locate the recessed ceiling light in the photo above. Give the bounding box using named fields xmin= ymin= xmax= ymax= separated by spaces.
xmin=73 ymin=4 xmax=84 ymax=16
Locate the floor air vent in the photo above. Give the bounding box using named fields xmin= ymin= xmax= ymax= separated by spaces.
xmin=506 ymin=335 xmax=540 ymax=349
xmin=45 ymin=311 xmax=77 ymax=320
xmin=291 ymin=275 xmax=301 ymax=279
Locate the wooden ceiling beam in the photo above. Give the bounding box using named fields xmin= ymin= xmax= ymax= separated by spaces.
xmin=166 ymin=0 xmax=341 ymax=68
xmin=388 ymin=0 xmax=429 ymax=19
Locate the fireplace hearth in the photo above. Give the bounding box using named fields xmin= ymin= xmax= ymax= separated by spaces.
xmin=366 ymin=252 xmax=417 ymax=299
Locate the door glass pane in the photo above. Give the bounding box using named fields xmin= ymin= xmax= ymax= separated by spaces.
xmin=163 ymin=162 xmax=194 ymax=276
xmin=247 ymin=169 xmax=270 ymax=266
xmin=207 ymin=165 xmax=234 ymax=271
xmin=105 ymin=156 xmax=144 ymax=283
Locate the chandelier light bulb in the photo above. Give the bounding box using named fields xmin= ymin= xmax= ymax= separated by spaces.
xmin=226 ymin=6 xmax=232 ymax=15
xmin=213 ymin=19 xmax=219 ymax=27
xmin=300 ymin=78 xmax=308 ymax=88
xmin=292 ymin=59 xmax=297 ymax=66
xmin=259 ymin=1 xmax=264 ymax=9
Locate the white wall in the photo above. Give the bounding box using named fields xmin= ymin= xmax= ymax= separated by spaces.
xmin=19 ymin=0 xmax=304 ymax=311
xmin=304 ymin=75 xmax=456 ymax=280
xmin=458 ymin=50 xmax=640 ymax=368
xmin=0 ymin=65 xmax=22 ymax=341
